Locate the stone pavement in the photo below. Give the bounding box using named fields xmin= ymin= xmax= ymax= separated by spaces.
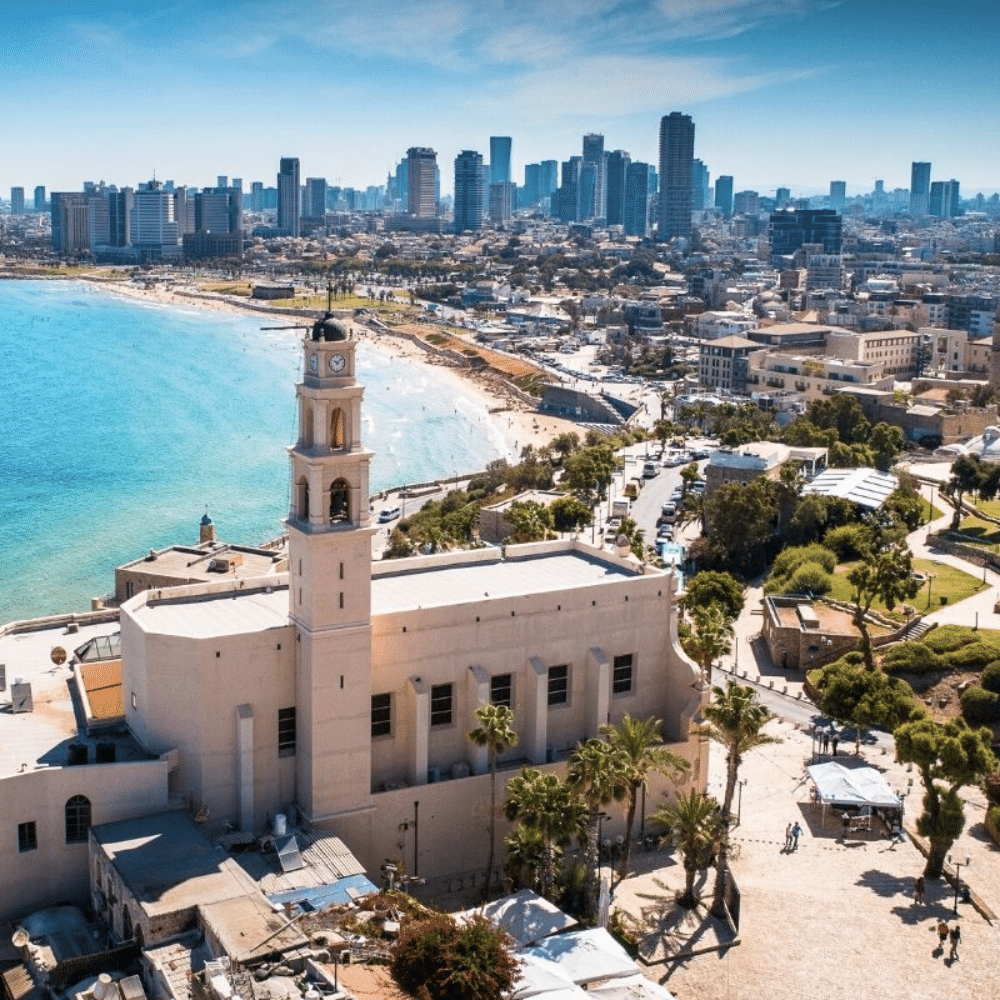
xmin=612 ymin=716 xmax=1000 ymax=1000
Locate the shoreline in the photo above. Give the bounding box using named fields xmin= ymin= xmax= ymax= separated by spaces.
xmin=82 ymin=276 xmax=584 ymax=462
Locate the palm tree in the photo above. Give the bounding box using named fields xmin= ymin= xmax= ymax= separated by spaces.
xmin=683 ymin=605 xmax=734 ymax=684
xmin=702 ymin=681 xmax=781 ymax=919
xmin=652 ymin=791 xmax=721 ymax=908
xmin=599 ymin=715 xmax=688 ymax=884
xmin=504 ymin=769 xmax=582 ymax=901
xmin=468 ymin=703 xmax=518 ymax=899
xmin=566 ymin=740 xmax=630 ymax=920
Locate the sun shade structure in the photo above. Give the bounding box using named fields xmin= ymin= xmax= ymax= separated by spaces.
xmin=455 ymin=888 xmax=578 ymax=948
xmin=802 ymin=467 xmax=898 ymax=510
xmin=807 ymin=761 xmax=902 ymax=810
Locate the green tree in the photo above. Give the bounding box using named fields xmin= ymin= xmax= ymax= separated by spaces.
xmin=468 ymin=704 xmax=518 ymax=899
xmin=391 ymin=912 xmax=517 ymax=1000
xmin=550 ymin=495 xmax=593 ymax=534
xmin=679 ymin=461 xmax=701 ymax=498
xmin=504 ymin=769 xmax=583 ymax=900
xmin=566 ymin=739 xmax=630 ymax=920
xmin=846 ymin=543 xmax=921 ymax=669
xmin=869 ymin=421 xmax=905 ymax=472
xmin=702 ymin=682 xmax=780 ymax=919
xmin=894 ymin=717 xmax=997 ymax=878
xmin=683 ymin=605 xmax=734 ymax=684
xmin=599 ymin=715 xmax=689 ymax=884
xmin=551 ymin=431 xmax=580 ymax=461
xmin=505 ymin=500 xmax=553 ymax=543
xmin=563 ymin=444 xmax=617 ymax=503
xmin=682 ymin=570 xmax=745 ymax=623
xmin=704 ymin=479 xmax=777 ymax=573
xmin=946 ymin=454 xmax=986 ymax=529
xmin=652 ymin=791 xmax=721 ymax=908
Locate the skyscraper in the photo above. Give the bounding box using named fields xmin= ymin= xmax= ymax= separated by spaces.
xmin=489 ymin=137 xmax=512 ymax=185
xmin=406 ymin=147 xmax=438 ymax=218
xmin=522 ymin=163 xmax=541 ymax=207
xmin=277 ymin=157 xmax=300 ymax=236
xmin=33 ymin=186 xmax=46 ymax=212
xmin=453 ymin=150 xmax=485 ymax=233
xmin=657 ymin=112 xmax=695 ymax=240
xmin=250 ymin=182 xmax=264 ymax=212
xmin=624 ymin=162 xmax=651 ymax=237
xmin=10 ymin=187 xmax=25 ymax=215
xmin=305 ymin=177 xmax=328 ymax=219
xmin=691 ymin=160 xmax=709 ymax=211
xmin=605 ymin=150 xmax=631 ymax=226
xmin=829 ymin=180 xmax=846 ymax=211
xmin=929 ymin=179 xmax=960 ymax=218
xmin=582 ymin=133 xmax=606 ymax=220
xmin=769 ymin=208 xmax=842 ymax=257
xmin=714 ymin=175 xmax=734 ymax=216
xmin=910 ymin=162 xmax=931 ymax=217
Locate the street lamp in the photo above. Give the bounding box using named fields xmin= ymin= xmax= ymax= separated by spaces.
xmin=947 ymin=853 xmax=971 ymax=914
xmin=926 ymin=572 xmax=937 ymax=610
xmin=735 ymin=778 xmax=747 ymax=827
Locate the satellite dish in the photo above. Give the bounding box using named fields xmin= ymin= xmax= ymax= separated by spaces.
xmin=12 ymin=928 xmax=29 ymax=948
xmin=50 ymin=646 xmax=67 ymax=665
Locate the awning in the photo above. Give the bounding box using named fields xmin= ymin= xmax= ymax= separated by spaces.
xmin=807 ymin=761 xmax=902 ymax=809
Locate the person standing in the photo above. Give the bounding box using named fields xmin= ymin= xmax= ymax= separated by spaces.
xmin=914 ymin=875 xmax=924 ymax=904
xmin=949 ymin=924 xmax=961 ymax=960
xmin=784 ymin=822 xmax=793 ymax=851
xmin=937 ymin=919 xmax=949 ymax=951
xmin=791 ymin=821 xmax=803 ymax=851
xmin=832 ymin=736 xmax=839 ymax=756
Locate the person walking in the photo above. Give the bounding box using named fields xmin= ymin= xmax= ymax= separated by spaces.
xmin=823 ymin=732 xmax=830 ymax=754
xmin=784 ymin=822 xmax=793 ymax=851
xmin=949 ymin=924 xmax=961 ymax=960
xmin=937 ymin=919 xmax=949 ymax=952
xmin=913 ymin=875 xmax=924 ymax=904
xmin=832 ymin=735 xmax=839 ymax=756
xmin=791 ymin=821 xmax=803 ymax=851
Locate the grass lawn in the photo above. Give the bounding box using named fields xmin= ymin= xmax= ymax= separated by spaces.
xmin=974 ymin=499 xmax=1000 ymax=519
xmin=953 ymin=516 xmax=1000 ymax=549
xmin=828 ymin=557 xmax=987 ymax=617
xmin=923 ymin=502 xmax=944 ymax=523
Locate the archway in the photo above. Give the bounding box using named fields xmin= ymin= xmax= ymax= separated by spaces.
xmin=330 ymin=478 xmax=350 ymax=523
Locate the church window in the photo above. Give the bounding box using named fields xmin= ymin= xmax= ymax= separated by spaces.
xmin=296 ymin=479 xmax=309 ymax=520
xmin=65 ymin=795 xmax=91 ymax=844
xmin=613 ymin=654 xmax=634 ymax=695
xmin=547 ymin=665 xmax=569 ymax=706
xmin=490 ymin=673 xmax=512 ymax=708
xmin=278 ymin=707 xmax=297 ymax=757
xmin=430 ymin=684 xmax=453 ymax=726
xmin=18 ymin=821 xmax=37 ymax=852
xmin=329 ymin=479 xmax=350 ymax=522
xmin=330 ymin=407 xmax=345 ymax=449
xmin=371 ymin=693 xmax=392 ymax=737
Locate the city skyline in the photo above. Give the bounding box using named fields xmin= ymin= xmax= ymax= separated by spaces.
xmin=3 ymin=0 xmax=999 ymax=197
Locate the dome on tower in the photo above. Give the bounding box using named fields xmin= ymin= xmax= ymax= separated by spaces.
xmin=201 ymin=512 xmax=213 ymax=526
xmin=311 ymin=313 xmax=348 ymax=342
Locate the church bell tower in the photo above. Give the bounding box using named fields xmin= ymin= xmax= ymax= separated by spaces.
xmin=287 ymin=313 xmax=375 ymax=823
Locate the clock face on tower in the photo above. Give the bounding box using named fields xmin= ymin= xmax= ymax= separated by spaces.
xmin=309 ymin=353 xmax=319 ymax=373
xmin=329 ymin=353 xmax=346 ymax=374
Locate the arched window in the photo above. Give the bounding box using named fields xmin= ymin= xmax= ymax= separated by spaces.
xmin=296 ymin=478 xmax=309 ymax=520
xmin=65 ymin=795 xmax=91 ymax=844
xmin=122 ymin=906 xmax=133 ymax=942
xmin=330 ymin=407 xmax=345 ymax=450
xmin=329 ymin=479 xmax=350 ymax=523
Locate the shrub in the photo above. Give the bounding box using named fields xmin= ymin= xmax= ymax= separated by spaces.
xmin=982 ymin=769 xmax=1000 ymax=807
xmin=787 ymin=562 xmax=833 ymax=594
xmin=988 ymin=804 xmax=1000 ymax=846
xmin=942 ymin=636 xmax=1000 ymax=671
xmin=960 ymin=686 xmax=1000 ymax=724
xmin=923 ymin=625 xmax=982 ymax=654
xmin=881 ymin=642 xmax=942 ymax=675
xmin=772 ymin=543 xmax=837 ymax=578
xmin=844 ymin=651 xmax=864 ymax=665
xmin=822 ymin=524 xmax=873 ymax=561
xmin=981 ymin=662 xmax=1000 ymax=695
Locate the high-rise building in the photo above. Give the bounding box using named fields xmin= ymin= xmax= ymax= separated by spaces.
xmin=910 ymin=162 xmax=931 ymax=216
xmin=489 ymin=137 xmax=512 ymax=185
xmin=769 ymin=208 xmax=842 ymax=258
xmin=605 ymin=150 xmax=630 ymax=226
xmin=50 ymin=192 xmax=91 ymax=253
xmin=691 ymin=160 xmax=709 ymax=211
xmin=829 ymin=180 xmax=846 ymax=211
xmin=553 ymin=157 xmax=582 ymax=223
xmin=453 ymin=150 xmax=485 ymax=233
xmin=33 ymin=185 xmax=46 ymax=212
xmin=714 ymin=175 xmax=734 ymax=216
xmin=539 ymin=160 xmax=558 ymax=198
xmin=775 ymin=186 xmax=791 ymax=209
xmin=489 ymin=182 xmax=514 ymax=222
xmin=406 ymin=147 xmax=437 ymax=218
xmin=217 ymin=176 xmax=228 ymax=189
xmin=657 ymin=112 xmax=695 ymax=240
xmin=131 ymin=180 xmax=180 ymax=258
xmin=522 ymin=163 xmax=541 ymax=207
xmin=277 ymin=157 xmax=300 ymax=236
xmin=10 ymin=187 xmax=25 ymax=215
xmin=195 ymin=187 xmax=243 ymax=234
xmin=733 ymin=190 xmax=760 ymax=215
xmin=582 ymin=133 xmax=606 ymax=220
xmin=624 ymin=161 xmax=651 ymax=237
xmin=250 ymin=181 xmax=264 ymax=212
xmin=929 ymin=179 xmax=960 ymax=218
xmin=305 ymin=178 xmax=328 ymax=220
xmin=107 ymin=189 xmax=132 ymax=247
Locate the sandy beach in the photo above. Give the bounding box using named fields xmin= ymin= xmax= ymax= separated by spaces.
xmin=92 ymin=277 xmax=584 ymax=461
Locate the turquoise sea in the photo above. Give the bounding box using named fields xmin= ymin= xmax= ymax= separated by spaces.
xmin=0 ymin=280 xmax=509 ymax=622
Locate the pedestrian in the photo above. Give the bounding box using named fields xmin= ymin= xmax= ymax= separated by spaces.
xmin=949 ymin=924 xmax=961 ymax=960
xmin=913 ymin=875 xmax=924 ymax=904
xmin=937 ymin=919 xmax=949 ymax=951
xmin=791 ymin=821 xmax=803 ymax=851
xmin=832 ymin=736 xmax=839 ymax=756
xmin=784 ymin=822 xmax=793 ymax=851
xmin=822 ymin=732 xmax=830 ymax=753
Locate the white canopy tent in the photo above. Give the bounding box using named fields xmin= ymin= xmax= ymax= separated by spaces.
xmin=807 ymin=761 xmax=902 ymax=818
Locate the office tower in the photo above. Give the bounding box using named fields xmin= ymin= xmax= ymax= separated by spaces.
xmin=196 ymin=187 xmax=242 ymax=233
xmin=775 ymin=186 xmax=791 ymax=208
xmin=87 ymin=186 xmax=111 ymax=246
xmin=733 ymin=190 xmax=760 ymax=215
xmin=829 ymin=180 xmax=846 ymax=211
xmin=305 ymin=177 xmax=327 ymax=219
xmin=489 ymin=137 xmax=512 ymax=185
xmin=33 ymin=186 xmax=46 ymax=211
xmin=10 ymin=187 xmax=25 ymax=215
xmin=605 ymin=150 xmax=630 ymax=226
xmin=769 ymin=208 xmax=842 ymax=257
xmin=540 ymin=160 xmax=558 ymax=198
xmin=691 ymin=160 xmax=709 ymax=211
xmin=250 ymin=181 xmax=264 ymax=212
xmin=50 ymin=193 xmax=91 ymax=253
xmin=522 ymin=163 xmax=541 ymax=207
xmin=582 ymin=133 xmax=606 ymax=220
xmin=232 ymin=178 xmax=243 ymax=191
xmin=910 ymin=161 xmax=931 ymax=216
xmin=131 ymin=180 xmax=180 ymax=255
xmin=929 ymin=179 xmax=960 ymax=218
xmin=173 ymin=187 xmax=193 ymax=235
xmin=714 ymin=175 xmax=734 ymax=215
xmin=553 ymin=157 xmax=582 ymax=223
xmin=453 ymin=150 xmax=485 ymax=232
xmin=406 ymin=147 xmax=437 ymax=218
xmin=108 ymin=189 xmax=132 ymax=246
xmin=217 ymin=176 xmax=228 ymax=189
xmin=657 ymin=112 xmax=695 ymax=240
xmin=277 ymin=157 xmax=300 ymax=236
xmin=624 ymin=161 xmax=651 ymax=237
xmin=489 ymin=182 xmax=514 ymax=222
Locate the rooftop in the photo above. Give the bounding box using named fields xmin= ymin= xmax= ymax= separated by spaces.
xmin=118 ymin=542 xmax=286 ymax=585
xmin=803 ymin=466 xmax=898 ymax=510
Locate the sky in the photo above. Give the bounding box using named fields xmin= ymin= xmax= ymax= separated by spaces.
xmin=4 ymin=0 xmax=999 ymax=198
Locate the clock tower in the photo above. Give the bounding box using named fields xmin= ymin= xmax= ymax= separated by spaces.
xmin=287 ymin=313 xmax=375 ymax=824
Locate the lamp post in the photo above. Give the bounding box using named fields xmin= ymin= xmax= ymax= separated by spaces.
xmin=948 ymin=853 xmax=971 ymax=914
xmin=926 ymin=572 xmax=937 ymax=610
xmin=928 ymin=483 xmax=935 ymax=524
xmin=736 ymin=778 xmax=747 ymax=827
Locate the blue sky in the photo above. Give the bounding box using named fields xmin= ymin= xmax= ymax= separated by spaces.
xmin=4 ymin=0 xmax=998 ymax=197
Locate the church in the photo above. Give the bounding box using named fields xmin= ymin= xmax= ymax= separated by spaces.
xmin=1 ymin=315 xmax=706 ymax=920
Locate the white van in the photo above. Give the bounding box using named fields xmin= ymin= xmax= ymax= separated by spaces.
xmin=642 ymin=461 xmax=659 ymax=479
xmin=378 ymin=505 xmax=402 ymax=523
